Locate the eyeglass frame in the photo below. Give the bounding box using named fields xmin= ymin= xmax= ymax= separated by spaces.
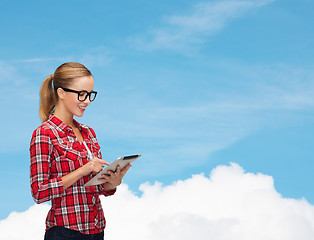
xmin=59 ymin=87 xmax=98 ymax=102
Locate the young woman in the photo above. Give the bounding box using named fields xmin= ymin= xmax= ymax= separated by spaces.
xmin=30 ymin=62 xmax=130 ymax=240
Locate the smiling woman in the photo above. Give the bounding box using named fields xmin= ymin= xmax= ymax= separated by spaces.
xmin=30 ymin=62 xmax=131 ymax=240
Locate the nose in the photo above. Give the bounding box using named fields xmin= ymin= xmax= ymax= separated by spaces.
xmin=83 ymin=97 xmax=91 ymax=104
xmin=82 ymin=94 xmax=91 ymax=104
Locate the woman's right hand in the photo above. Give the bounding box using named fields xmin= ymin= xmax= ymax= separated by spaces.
xmin=81 ymin=157 xmax=110 ymax=176
xmin=62 ymin=157 xmax=110 ymax=191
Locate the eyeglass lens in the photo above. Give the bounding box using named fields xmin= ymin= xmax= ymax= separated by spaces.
xmin=78 ymin=91 xmax=97 ymax=102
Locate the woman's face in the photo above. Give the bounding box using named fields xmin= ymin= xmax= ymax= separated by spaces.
xmin=60 ymin=75 xmax=95 ymax=118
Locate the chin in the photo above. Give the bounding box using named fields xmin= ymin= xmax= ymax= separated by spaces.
xmin=74 ymin=112 xmax=85 ymax=118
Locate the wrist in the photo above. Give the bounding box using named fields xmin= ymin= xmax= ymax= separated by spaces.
xmin=77 ymin=165 xmax=88 ymax=178
xmin=103 ymin=183 xmax=116 ymax=192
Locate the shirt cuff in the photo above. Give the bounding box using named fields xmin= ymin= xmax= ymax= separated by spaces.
xmin=50 ymin=177 xmax=64 ymax=198
xmin=98 ymin=184 xmax=116 ymax=196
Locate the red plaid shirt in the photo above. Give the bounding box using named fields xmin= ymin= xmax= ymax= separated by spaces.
xmin=30 ymin=115 xmax=115 ymax=234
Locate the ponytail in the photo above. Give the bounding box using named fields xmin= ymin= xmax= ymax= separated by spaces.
xmin=39 ymin=74 xmax=56 ymax=123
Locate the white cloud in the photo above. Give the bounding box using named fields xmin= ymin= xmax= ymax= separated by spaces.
xmin=0 ymin=204 xmax=50 ymax=240
xmin=213 ymin=61 xmax=314 ymax=110
xmin=18 ymin=57 xmax=65 ymax=63
xmin=0 ymin=61 xmax=26 ymax=85
xmin=18 ymin=48 xmax=113 ymax=68
xmin=77 ymin=48 xmax=114 ymax=68
xmin=1 ymin=163 xmax=314 ymax=240
xmin=0 ymin=61 xmax=41 ymax=152
xmin=131 ymin=0 xmax=275 ymax=52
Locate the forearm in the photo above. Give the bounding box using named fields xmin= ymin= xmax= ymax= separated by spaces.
xmin=61 ymin=167 xmax=85 ymax=190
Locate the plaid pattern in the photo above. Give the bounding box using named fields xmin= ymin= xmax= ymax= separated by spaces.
xmin=30 ymin=115 xmax=115 ymax=234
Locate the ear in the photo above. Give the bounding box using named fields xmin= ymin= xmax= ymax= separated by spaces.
xmin=56 ymin=88 xmax=66 ymax=100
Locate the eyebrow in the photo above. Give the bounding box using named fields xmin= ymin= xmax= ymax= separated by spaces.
xmin=77 ymin=89 xmax=95 ymax=92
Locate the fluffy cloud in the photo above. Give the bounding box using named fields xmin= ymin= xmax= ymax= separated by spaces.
xmin=0 ymin=204 xmax=50 ymax=240
xmin=1 ymin=163 xmax=314 ymax=240
xmin=131 ymin=0 xmax=275 ymax=51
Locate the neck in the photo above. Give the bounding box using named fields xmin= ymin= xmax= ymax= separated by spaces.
xmin=54 ymin=104 xmax=74 ymax=127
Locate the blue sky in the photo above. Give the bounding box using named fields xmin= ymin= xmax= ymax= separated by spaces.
xmin=0 ymin=0 xmax=313 ymax=220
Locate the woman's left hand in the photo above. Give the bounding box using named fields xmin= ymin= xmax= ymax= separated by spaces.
xmin=99 ymin=164 xmax=132 ymax=189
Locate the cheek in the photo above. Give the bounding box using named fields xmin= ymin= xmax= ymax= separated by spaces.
xmin=72 ymin=99 xmax=80 ymax=108
xmin=65 ymin=96 xmax=79 ymax=109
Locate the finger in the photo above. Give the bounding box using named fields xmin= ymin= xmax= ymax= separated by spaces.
xmin=106 ymin=170 xmax=115 ymax=176
xmin=97 ymin=177 xmax=107 ymax=182
xmin=92 ymin=157 xmax=110 ymax=166
xmin=102 ymin=173 xmax=110 ymax=178
xmin=116 ymin=165 xmax=121 ymax=174
xmin=100 ymin=159 xmax=110 ymax=165
xmin=121 ymin=164 xmax=132 ymax=175
xmin=101 ymin=174 xmax=112 ymax=182
xmin=94 ymin=163 xmax=102 ymax=171
xmin=94 ymin=163 xmax=105 ymax=172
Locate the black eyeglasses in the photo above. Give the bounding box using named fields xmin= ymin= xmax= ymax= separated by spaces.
xmin=60 ymin=87 xmax=98 ymax=102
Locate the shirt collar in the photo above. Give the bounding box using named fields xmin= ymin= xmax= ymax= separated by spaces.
xmin=48 ymin=114 xmax=87 ymax=133
xmin=73 ymin=118 xmax=88 ymax=133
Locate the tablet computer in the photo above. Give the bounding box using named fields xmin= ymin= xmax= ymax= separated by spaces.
xmin=84 ymin=154 xmax=141 ymax=187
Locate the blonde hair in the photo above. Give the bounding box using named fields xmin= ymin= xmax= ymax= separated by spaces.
xmin=39 ymin=62 xmax=92 ymax=123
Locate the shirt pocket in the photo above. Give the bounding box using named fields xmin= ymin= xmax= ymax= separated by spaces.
xmin=55 ymin=141 xmax=83 ymax=172
xmin=90 ymin=141 xmax=102 ymax=159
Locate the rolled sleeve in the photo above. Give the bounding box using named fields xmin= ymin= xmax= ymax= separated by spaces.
xmin=97 ymin=184 xmax=116 ymax=196
xmin=30 ymin=127 xmax=64 ymax=204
